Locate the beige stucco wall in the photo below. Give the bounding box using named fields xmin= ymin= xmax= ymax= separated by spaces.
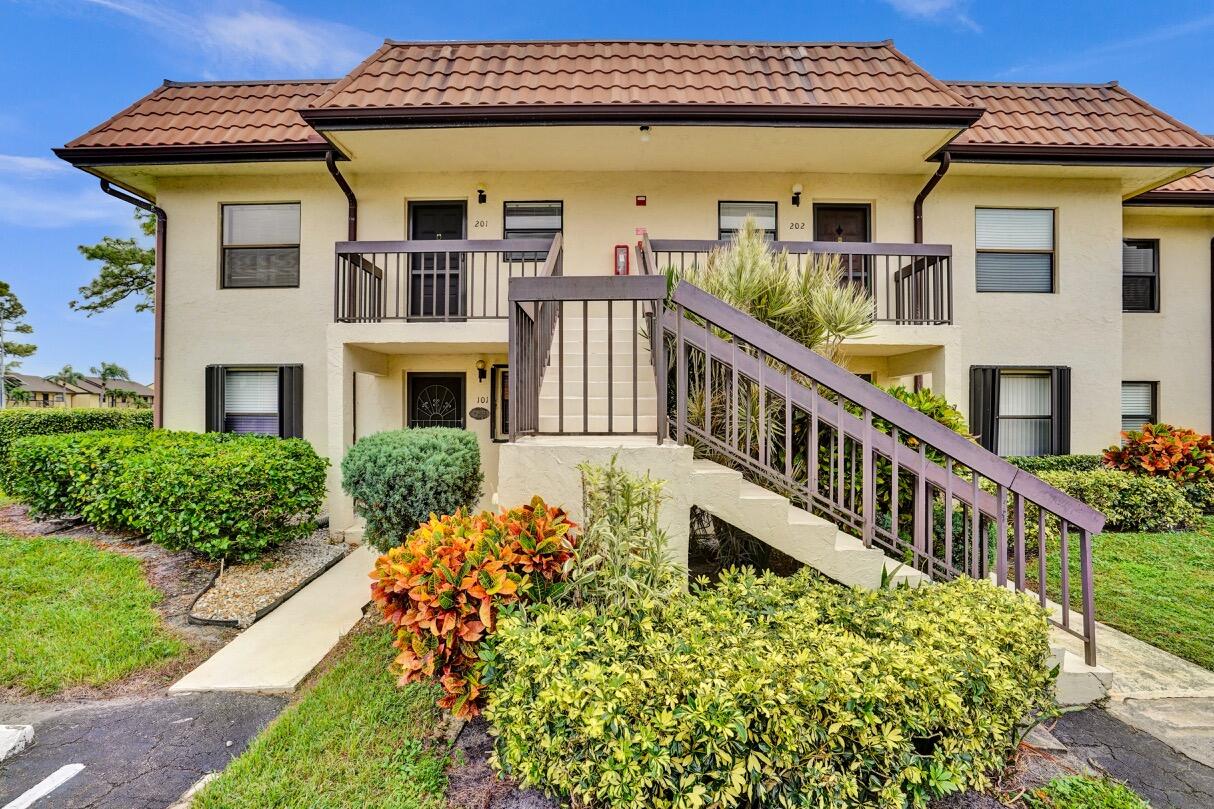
xmin=153 ymin=154 xmax=1165 ymax=527
xmin=1122 ymin=210 xmax=1214 ymax=433
xmin=924 ymin=175 xmax=1126 ymax=452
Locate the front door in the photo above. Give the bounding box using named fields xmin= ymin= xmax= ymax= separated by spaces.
xmin=814 ymin=204 xmax=871 ymax=287
xmin=408 ymin=201 xmax=467 ymax=319
xmin=406 ymin=372 xmax=466 ymax=428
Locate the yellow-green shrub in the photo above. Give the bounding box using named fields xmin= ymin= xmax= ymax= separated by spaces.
xmin=486 ymin=570 xmax=1054 ymax=809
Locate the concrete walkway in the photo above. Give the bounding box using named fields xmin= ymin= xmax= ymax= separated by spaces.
xmin=169 ymin=545 xmax=379 ymax=694
xmin=1052 ymin=618 xmax=1214 ymax=768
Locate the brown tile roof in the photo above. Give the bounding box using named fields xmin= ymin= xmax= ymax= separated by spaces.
xmin=944 ymin=82 xmax=1214 ymax=158
xmin=1128 ymin=167 xmax=1214 ymax=205
xmin=57 ymin=79 xmax=336 ymax=163
xmin=5 ymin=373 xmax=69 ymax=394
xmin=303 ymin=40 xmax=978 ymax=125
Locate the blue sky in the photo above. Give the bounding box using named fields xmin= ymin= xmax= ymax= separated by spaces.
xmin=1 ymin=0 xmax=1211 ymax=383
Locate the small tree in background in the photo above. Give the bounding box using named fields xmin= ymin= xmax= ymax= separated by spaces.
xmin=90 ymin=362 xmax=131 ymax=407
xmin=73 ymin=210 xmax=155 ymax=316
xmin=0 ymin=281 xmax=36 ymax=409
xmin=46 ymin=365 xmax=84 ymax=401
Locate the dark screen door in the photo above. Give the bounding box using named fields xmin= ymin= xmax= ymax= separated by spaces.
xmin=407 ymin=373 xmax=466 ymax=428
xmin=409 ymin=202 xmax=466 ymax=319
xmin=814 ymin=204 xmax=871 ymax=288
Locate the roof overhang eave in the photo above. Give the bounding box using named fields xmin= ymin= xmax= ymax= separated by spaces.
xmin=299 ymin=103 xmax=984 ymax=131
xmin=53 ymin=142 xmax=346 ymax=168
xmin=936 ymin=143 xmax=1214 ymax=167
xmin=1124 ymin=192 xmax=1214 ymax=207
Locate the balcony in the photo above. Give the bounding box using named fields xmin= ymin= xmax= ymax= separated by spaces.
xmin=334 ymin=235 xmax=561 ymax=322
xmin=641 ymin=237 xmax=953 ymax=326
xmin=334 ymin=234 xmax=952 ymax=327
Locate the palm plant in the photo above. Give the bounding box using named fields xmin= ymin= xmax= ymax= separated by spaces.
xmin=47 ymin=364 xmax=85 ymax=401
xmin=670 ymin=216 xmax=873 ymax=362
xmin=7 ymin=388 xmax=31 ymax=407
xmin=90 ymin=361 xmax=130 ymax=407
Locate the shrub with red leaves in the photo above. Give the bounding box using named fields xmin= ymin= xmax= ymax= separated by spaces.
xmin=369 ymin=496 xmax=576 ymax=717
xmin=1103 ymin=423 xmax=1214 ymax=483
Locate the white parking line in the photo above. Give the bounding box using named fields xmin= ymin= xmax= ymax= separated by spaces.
xmin=1 ymin=763 xmax=85 ymax=809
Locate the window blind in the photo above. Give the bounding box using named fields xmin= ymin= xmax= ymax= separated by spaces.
xmin=222 ymin=204 xmax=301 ymax=288
xmin=1120 ymin=382 xmax=1155 ymax=434
xmin=719 ymin=202 xmax=776 ymax=238
xmin=1122 ymin=240 xmax=1158 ymax=312
xmin=996 ymin=372 xmax=1052 ymax=456
xmin=975 ymin=209 xmax=1054 ymax=250
xmin=224 ymin=369 xmax=279 ymax=435
xmin=223 ymin=204 xmax=300 ymax=245
xmin=504 ymin=202 xmax=562 ymax=236
xmin=976 ymin=253 xmax=1054 ymax=292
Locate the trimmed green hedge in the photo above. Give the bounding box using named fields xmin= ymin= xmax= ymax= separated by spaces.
xmin=1006 ymin=454 xmax=1105 ymax=473
xmin=1037 ymin=469 xmax=1199 ymax=533
xmin=341 ymin=428 xmax=483 ymax=552
xmin=487 ymin=570 xmax=1054 ymax=809
xmin=0 ymin=408 xmax=152 ymax=487
xmin=8 ymin=430 xmax=327 ymax=561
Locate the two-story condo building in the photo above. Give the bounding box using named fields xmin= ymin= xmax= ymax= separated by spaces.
xmin=56 ymin=40 xmax=1214 ymax=546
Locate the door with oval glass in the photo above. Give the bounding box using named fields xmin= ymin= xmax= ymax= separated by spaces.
xmin=408 ymin=201 xmax=466 ymax=319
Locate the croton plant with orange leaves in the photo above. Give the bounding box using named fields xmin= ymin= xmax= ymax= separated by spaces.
xmin=1104 ymin=423 xmax=1214 ymax=483
xmin=370 ymin=496 xmax=577 ymax=717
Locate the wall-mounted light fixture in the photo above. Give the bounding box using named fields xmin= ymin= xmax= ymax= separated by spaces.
xmin=475 ymin=359 xmax=487 ymax=381
xmin=791 ymin=183 xmax=803 ymax=207
xmin=639 ymin=125 xmax=651 ymax=143
xmin=476 ymin=184 xmax=487 ymax=204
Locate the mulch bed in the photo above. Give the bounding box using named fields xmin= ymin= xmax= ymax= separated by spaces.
xmin=446 ymin=718 xmax=557 ymax=809
xmin=189 ymin=530 xmax=349 ymax=628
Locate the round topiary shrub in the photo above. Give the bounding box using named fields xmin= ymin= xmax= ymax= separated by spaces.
xmin=341 ymin=428 xmax=483 ymax=551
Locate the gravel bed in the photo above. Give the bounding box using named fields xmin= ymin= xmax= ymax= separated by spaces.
xmin=190 ymin=530 xmax=349 ymax=628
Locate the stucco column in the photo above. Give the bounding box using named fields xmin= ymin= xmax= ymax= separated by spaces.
xmin=325 ymin=331 xmax=388 ymax=538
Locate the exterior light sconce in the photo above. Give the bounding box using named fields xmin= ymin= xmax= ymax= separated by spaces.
xmin=476 ymin=184 xmax=487 ymax=204
xmin=791 ymin=184 xmax=803 ymax=207
xmin=475 ymin=359 xmax=487 ymax=381
xmin=639 ymin=125 xmax=651 ymax=143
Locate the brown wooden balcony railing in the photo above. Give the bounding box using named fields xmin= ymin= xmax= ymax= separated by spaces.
xmin=334 ymin=235 xmax=561 ymax=322
xmin=640 ymin=236 xmax=953 ymax=325
xmin=661 ymin=280 xmax=1102 ymax=664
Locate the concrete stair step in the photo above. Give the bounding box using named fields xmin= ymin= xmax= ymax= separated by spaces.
xmin=1050 ymin=645 xmax=1114 ymax=706
xmin=536 ymin=414 xmax=658 ymax=433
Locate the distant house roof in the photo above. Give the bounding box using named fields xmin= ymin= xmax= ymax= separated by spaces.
xmin=55 ymin=80 xmax=336 ymax=165
xmin=54 ymin=40 xmax=1214 ymax=169
xmin=1127 ymin=167 xmax=1214 ymax=206
xmin=79 ymin=376 xmax=154 ymax=398
xmin=944 ymin=82 xmax=1214 ymax=163
xmin=303 ymin=40 xmax=980 ymax=127
xmin=5 ymin=373 xmax=68 ymax=395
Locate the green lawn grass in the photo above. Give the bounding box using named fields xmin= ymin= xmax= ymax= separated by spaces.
xmin=1044 ymin=518 xmax=1214 ymax=670
xmin=193 ymin=628 xmax=448 ymax=809
xmin=0 ymin=535 xmax=184 ymax=694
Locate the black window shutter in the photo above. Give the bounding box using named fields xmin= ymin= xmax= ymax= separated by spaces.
xmin=205 ymin=365 xmax=225 ymax=432
xmin=1050 ymin=367 xmax=1071 ymax=454
xmin=969 ymin=366 xmax=1000 ymax=452
xmin=278 ymin=365 xmax=304 ymax=439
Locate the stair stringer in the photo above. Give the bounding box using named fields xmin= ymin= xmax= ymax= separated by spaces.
xmin=688 ymin=458 xmax=1111 ymax=704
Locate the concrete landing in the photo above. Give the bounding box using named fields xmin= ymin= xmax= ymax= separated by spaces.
xmin=1052 ymin=617 xmax=1214 ymax=768
xmin=169 ymin=545 xmax=379 ymax=694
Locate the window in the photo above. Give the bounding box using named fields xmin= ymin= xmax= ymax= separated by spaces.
xmin=407 ymin=373 xmax=465 ymax=428
xmin=975 ymin=208 xmax=1055 ymax=293
xmin=969 ymin=366 xmax=1070 ymax=456
xmin=504 ymin=201 xmax=562 ymax=262
xmin=221 ymin=203 xmax=301 ymax=288
xmin=719 ymin=201 xmax=777 ymax=240
xmin=491 ymin=364 xmax=509 ymax=441
xmin=205 ymin=365 xmax=303 ymax=438
xmin=1122 ymin=239 xmax=1159 ymax=312
xmin=1121 ymin=381 xmax=1157 ymax=435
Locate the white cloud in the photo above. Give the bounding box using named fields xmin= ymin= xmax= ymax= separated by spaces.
xmin=882 ymin=0 xmax=981 ymax=32
xmin=0 ymin=155 xmax=69 ymax=177
xmin=80 ymin=0 xmax=374 ymax=75
xmin=999 ymin=13 xmax=1214 ymax=78
xmin=0 ymin=181 xmax=131 ymax=229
